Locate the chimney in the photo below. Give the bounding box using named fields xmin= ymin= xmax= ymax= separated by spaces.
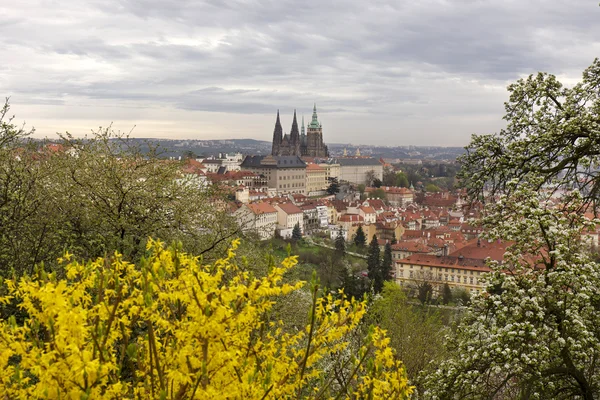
xmin=443 ymin=244 xmax=449 ymax=257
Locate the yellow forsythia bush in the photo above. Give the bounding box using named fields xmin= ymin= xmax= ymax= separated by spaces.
xmin=0 ymin=238 xmax=412 ymax=399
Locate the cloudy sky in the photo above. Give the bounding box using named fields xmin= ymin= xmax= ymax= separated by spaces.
xmin=1 ymin=0 xmax=599 ymax=146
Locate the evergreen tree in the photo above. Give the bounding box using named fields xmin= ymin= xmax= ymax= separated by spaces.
xmin=334 ymin=227 xmax=346 ymax=258
xmin=382 ymin=242 xmax=393 ymax=281
xmin=354 ymin=225 xmax=366 ymax=248
xmin=441 ymin=283 xmax=452 ymax=305
xmin=391 ymin=232 xmax=397 ymax=245
xmin=291 ymin=222 xmax=302 ymax=241
xmin=367 ymin=234 xmax=383 ymax=293
xmin=326 ymin=178 xmax=340 ymax=195
xmin=417 ymin=282 xmax=433 ymax=305
xmin=340 ymin=265 xmax=369 ymax=301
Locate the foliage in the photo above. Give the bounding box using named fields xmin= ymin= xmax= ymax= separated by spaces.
xmin=365 ymin=170 xmax=377 ymax=187
xmin=357 ymin=184 xmax=366 ymax=196
xmin=372 ymin=178 xmax=382 ymax=188
xmin=339 ymin=265 xmax=370 ymax=301
xmin=335 ymin=227 xmax=346 ymax=258
xmin=458 ymin=58 xmax=600 ymax=212
xmin=441 ymin=283 xmax=452 ymax=305
xmin=0 ymin=239 xmax=412 ymax=399
xmin=292 ymin=222 xmax=302 ymax=241
xmin=367 ymin=235 xmax=383 ymax=293
xmin=424 ymin=186 xmax=600 ymax=399
xmin=353 ymin=226 xmax=367 ymax=248
xmin=452 ymin=287 xmax=471 ymax=306
xmin=382 ymin=242 xmax=393 ymax=282
xmin=416 ymin=281 xmax=433 ymax=305
xmin=326 ymin=178 xmax=340 ymax=195
xmin=369 ymin=188 xmax=386 ymax=200
xmin=424 ymin=183 xmax=441 ymax=193
xmin=369 ymin=283 xmax=448 ymax=395
xmin=396 ymin=172 xmax=409 ymax=188
xmin=0 ymin=106 xmax=240 ymax=282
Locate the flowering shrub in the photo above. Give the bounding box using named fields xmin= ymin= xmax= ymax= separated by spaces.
xmin=0 ymin=238 xmax=412 ymax=399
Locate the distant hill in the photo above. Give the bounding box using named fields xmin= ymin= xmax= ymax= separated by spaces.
xmin=94 ymin=138 xmax=464 ymax=161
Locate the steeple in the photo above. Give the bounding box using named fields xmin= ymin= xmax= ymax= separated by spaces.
xmin=290 ymin=109 xmax=301 ymax=156
xmin=301 ymin=115 xmax=305 ymax=136
xmin=271 ymin=110 xmax=283 ymax=156
xmin=309 ymin=103 xmax=320 ymax=129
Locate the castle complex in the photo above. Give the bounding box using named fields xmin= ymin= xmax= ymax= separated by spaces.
xmin=271 ymin=105 xmax=329 ymax=158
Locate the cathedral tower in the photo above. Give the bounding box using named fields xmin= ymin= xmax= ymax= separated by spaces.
xmin=271 ymin=110 xmax=283 ymax=156
xmin=290 ymin=109 xmax=301 ymax=156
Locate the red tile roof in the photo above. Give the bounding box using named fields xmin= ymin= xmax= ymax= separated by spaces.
xmin=276 ymin=202 xmax=304 ymax=215
xmin=247 ymin=202 xmax=277 ymax=215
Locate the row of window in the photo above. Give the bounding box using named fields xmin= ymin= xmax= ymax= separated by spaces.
xmin=408 ymin=265 xmax=481 ymax=275
xmin=404 ymin=270 xmax=478 ymax=285
xmin=279 ymin=183 xmax=305 ymax=189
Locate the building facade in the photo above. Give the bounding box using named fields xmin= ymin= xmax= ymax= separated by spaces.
xmin=305 ymin=164 xmax=328 ymax=196
xmin=271 ymin=105 xmax=329 ymax=158
xmin=338 ymin=158 xmax=384 ymax=185
xmin=240 ymin=155 xmax=307 ymax=195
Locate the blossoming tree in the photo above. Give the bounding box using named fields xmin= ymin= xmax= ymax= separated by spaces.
xmin=0 ymin=239 xmax=412 ymax=399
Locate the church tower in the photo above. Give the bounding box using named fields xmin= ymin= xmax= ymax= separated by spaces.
xmin=306 ymin=104 xmax=329 ymax=157
xmin=290 ymin=109 xmax=301 ymax=156
xmin=271 ymin=110 xmax=283 ymax=156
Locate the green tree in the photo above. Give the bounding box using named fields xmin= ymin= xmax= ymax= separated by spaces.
xmin=353 ymin=225 xmax=367 ymax=248
xmin=425 ymin=59 xmax=600 ymax=398
xmin=391 ymin=231 xmax=398 ymax=245
xmin=291 ymin=222 xmax=302 ymax=241
xmin=396 ymin=172 xmax=409 ymax=188
xmin=424 ymin=183 xmax=441 ymax=192
xmin=416 ymin=281 xmax=433 ymax=305
xmin=382 ymin=242 xmax=393 ymax=281
xmin=326 ymin=177 xmax=340 ymax=195
xmin=372 ymin=178 xmax=382 ymax=188
xmin=382 ymin=166 xmax=397 ymax=186
xmin=334 ymin=227 xmax=345 ymax=258
xmin=370 ymin=282 xmax=448 ymax=395
xmin=441 ymin=283 xmax=452 ymax=305
xmin=369 ymin=188 xmax=386 ymax=199
xmin=357 ymin=183 xmax=366 ymax=196
xmin=367 ymin=234 xmax=382 ymax=293
xmin=459 ymin=58 xmax=600 ymax=212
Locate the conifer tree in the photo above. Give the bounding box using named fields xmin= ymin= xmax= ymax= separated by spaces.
xmin=291 ymin=222 xmax=302 ymax=241
xmin=354 ymin=225 xmax=366 ymax=248
xmin=367 ymin=234 xmax=383 ymax=293
xmin=335 ymin=227 xmax=345 ymax=258
xmin=441 ymin=283 xmax=452 ymax=305
xmin=391 ymin=231 xmax=397 ymax=245
xmin=382 ymin=242 xmax=393 ymax=281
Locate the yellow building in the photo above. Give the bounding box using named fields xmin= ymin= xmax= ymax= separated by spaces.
xmin=305 ymin=164 xmax=327 ymax=196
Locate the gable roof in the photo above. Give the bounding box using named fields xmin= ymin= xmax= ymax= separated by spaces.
xmin=276 ymin=202 xmax=303 ymax=215
xmin=247 ymin=202 xmax=277 ymax=215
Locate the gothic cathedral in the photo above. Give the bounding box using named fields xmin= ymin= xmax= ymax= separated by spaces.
xmin=271 ymin=104 xmax=329 ymax=158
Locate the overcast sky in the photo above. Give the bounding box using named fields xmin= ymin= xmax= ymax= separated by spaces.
xmin=1 ymin=0 xmax=599 ymax=146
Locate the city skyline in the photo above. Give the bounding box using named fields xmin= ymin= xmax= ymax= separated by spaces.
xmin=1 ymin=0 xmax=599 ymax=146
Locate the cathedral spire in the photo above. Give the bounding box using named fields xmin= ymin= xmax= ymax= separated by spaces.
xmin=309 ymin=103 xmax=320 ymax=128
xmin=290 ymin=109 xmax=301 ymax=156
xmin=271 ymin=110 xmax=283 ymax=156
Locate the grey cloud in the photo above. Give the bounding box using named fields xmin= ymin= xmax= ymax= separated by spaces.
xmin=1 ymin=0 xmax=599 ymax=145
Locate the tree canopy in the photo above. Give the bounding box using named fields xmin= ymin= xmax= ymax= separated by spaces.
xmin=425 ymin=59 xmax=600 ymax=399
xmin=0 ymin=239 xmax=413 ymax=399
xmin=459 ymin=58 xmax=600 ymax=212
